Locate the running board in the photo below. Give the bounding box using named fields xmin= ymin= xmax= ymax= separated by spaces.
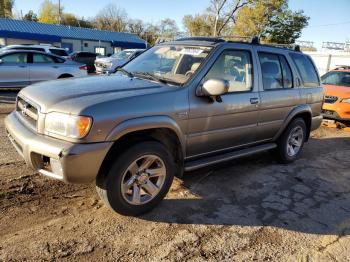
xmin=184 ymin=143 xmax=277 ymax=172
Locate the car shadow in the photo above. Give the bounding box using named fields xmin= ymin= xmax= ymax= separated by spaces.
xmin=141 ymin=136 xmax=350 ymax=236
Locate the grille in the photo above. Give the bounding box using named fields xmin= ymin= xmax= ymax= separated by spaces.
xmin=16 ymin=97 xmax=38 ymax=130
xmin=324 ymin=95 xmax=338 ymax=104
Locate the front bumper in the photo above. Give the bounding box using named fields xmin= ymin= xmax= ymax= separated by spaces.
xmin=323 ymin=102 xmax=350 ymax=121
xmin=5 ymin=112 xmax=112 ymax=183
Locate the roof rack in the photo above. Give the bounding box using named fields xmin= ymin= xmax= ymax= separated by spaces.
xmin=175 ymin=37 xmax=226 ymax=43
xmin=334 ymin=65 xmax=350 ymax=70
xmin=175 ymin=35 xmax=302 ymax=52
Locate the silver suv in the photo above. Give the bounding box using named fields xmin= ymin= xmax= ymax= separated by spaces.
xmin=0 ymin=44 xmax=69 ymax=58
xmin=5 ymin=37 xmax=323 ymax=216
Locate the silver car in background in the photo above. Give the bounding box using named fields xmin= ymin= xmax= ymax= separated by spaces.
xmin=94 ymin=49 xmax=145 ymax=74
xmin=0 ymin=44 xmax=70 ymax=59
xmin=0 ymin=50 xmax=88 ymax=88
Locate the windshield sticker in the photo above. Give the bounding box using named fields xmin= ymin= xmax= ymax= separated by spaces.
xmin=155 ymin=47 xmax=170 ymax=54
xmin=180 ymin=48 xmax=204 ymax=56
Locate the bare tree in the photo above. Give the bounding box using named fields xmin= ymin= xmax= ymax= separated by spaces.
xmin=208 ymin=0 xmax=249 ymax=36
xmin=94 ymin=4 xmax=128 ymax=32
xmin=127 ymin=19 xmax=144 ymax=37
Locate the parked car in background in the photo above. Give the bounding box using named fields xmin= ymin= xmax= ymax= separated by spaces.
xmin=0 ymin=44 xmax=69 ymax=58
xmin=69 ymin=51 xmax=99 ymax=73
xmin=0 ymin=50 xmax=88 ymax=88
xmin=5 ymin=37 xmax=323 ymax=216
xmin=322 ymin=66 xmax=350 ymax=126
xmin=95 ymin=49 xmax=145 ymax=74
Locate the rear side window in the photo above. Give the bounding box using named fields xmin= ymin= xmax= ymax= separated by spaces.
xmin=49 ymin=48 xmax=68 ymax=57
xmin=258 ymin=52 xmax=293 ymax=90
xmin=290 ymin=53 xmax=319 ymax=87
xmin=33 ymin=53 xmax=55 ymax=63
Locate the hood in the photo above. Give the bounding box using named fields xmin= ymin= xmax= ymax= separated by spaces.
xmin=96 ymin=57 xmax=123 ymax=63
xmin=20 ymin=75 xmax=169 ymax=114
xmin=323 ymin=84 xmax=350 ymax=98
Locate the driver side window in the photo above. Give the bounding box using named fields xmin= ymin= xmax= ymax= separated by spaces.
xmin=204 ymin=50 xmax=253 ymax=93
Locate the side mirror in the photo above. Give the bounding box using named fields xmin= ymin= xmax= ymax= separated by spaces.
xmin=0 ymin=59 xmax=3 ymax=64
xmin=196 ymin=79 xmax=229 ymax=102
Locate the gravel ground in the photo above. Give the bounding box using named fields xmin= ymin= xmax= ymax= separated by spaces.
xmin=1 ymin=102 xmax=350 ymax=262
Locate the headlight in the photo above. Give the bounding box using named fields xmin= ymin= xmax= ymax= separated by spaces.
xmin=342 ymin=98 xmax=350 ymax=104
xmin=104 ymin=62 xmax=112 ymax=68
xmin=45 ymin=112 xmax=92 ymax=139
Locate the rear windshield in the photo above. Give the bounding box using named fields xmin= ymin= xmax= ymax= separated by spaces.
xmin=290 ymin=53 xmax=319 ymax=87
xmin=321 ymin=71 xmax=350 ymax=87
xmin=49 ymin=48 xmax=68 ymax=56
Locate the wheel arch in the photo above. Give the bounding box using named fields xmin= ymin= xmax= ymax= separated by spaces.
xmin=97 ymin=116 xmax=186 ymax=184
xmin=274 ymin=105 xmax=312 ymax=141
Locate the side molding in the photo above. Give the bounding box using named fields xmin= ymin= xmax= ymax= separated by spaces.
xmin=105 ymin=116 xmax=186 ymax=156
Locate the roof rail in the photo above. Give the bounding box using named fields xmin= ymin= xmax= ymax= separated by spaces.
xmin=175 ymin=37 xmax=226 ymax=43
xmin=175 ymin=35 xmax=302 ymax=52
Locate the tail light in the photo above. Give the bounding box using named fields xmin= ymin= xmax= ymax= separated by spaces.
xmin=79 ymin=65 xmax=88 ymax=71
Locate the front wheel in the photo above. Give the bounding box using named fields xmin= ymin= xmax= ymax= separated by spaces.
xmin=96 ymin=141 xmax=175 ymax=216
xmin=276 ymin=118 xmax=306 ymax=164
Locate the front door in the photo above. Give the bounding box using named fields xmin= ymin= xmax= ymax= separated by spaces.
xmin=0 ymin=52 xmax=30 ymax=88
xmin=187 ymin=48 xmax=260 ymax=157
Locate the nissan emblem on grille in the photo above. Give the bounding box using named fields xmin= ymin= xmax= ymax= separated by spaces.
xmin=21 ymin=103 xmax=28 ymax=116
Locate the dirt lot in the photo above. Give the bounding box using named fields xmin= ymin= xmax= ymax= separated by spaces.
xmin=1 ymin=101 xmax=350 ymax=262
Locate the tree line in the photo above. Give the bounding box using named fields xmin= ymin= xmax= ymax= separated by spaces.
xmin=1 ymin=0 xmax=309 ymax=45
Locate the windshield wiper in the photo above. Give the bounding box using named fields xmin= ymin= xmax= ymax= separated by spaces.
xmin=115 ymin=67 xmax=134 ymax=78
xmin=133 ymin=72 xmax=169 ymax=85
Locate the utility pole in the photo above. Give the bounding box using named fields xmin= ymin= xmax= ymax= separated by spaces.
xmin=58 ymin=0 xmax=61 ymax=24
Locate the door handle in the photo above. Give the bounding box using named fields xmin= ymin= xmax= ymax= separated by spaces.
xmin=52 ymin=66 xmax=59 ymax=68
xmin=18 ymin=65 xmax=27 ymax=68
xmin=250 ymin=98 xmax=259 ymax=104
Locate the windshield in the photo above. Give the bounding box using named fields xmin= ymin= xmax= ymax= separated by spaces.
xmin=321 ymin=71 xmax=350 ymax=87
xmin=111 ymin=50 xmax=133 ymax=59
xmin=123 ymin=45 xmax=212 ymax=85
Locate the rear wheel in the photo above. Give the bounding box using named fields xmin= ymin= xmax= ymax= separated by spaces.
xmin=276 ymin=118 xmax=306 ymax=164
xmin=96 ymin=141 xmax=175 ymax=216
xmin=58 ymin=74 xmax=73 ymax=79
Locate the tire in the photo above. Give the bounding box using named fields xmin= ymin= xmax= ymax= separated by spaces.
xmin=58 ymin=74 xmax=73 ymax=79
xmin=276 ymin=118 xmax=306 ymax=164
xmin=96 ymin=141 xmax=175 ymax=216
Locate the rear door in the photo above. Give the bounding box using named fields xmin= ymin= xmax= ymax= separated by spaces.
xmin=289 ymin=53 xmax=323 ymax=116
xmin=255 ymin=47 xmax=301 ymax=140
xmin=0 ymin=52 xmax=30 ymax=88
xmin=29 ymin=53 xmax=59 ymax=83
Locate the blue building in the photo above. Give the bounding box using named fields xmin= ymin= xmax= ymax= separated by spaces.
xmin=0 ymin=18 xmax=147 ymax=55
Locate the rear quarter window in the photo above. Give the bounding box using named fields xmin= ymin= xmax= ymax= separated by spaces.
xmin=49 ymin=48 xmax=68 ymax=57
xmin=290 ymin=53 xmax=319 ymax=87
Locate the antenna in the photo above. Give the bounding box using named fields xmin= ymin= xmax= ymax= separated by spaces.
xmin=58 ymin=0 xmax=61 ymax=25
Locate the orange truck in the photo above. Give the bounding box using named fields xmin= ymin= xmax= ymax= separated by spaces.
xmin=322 ymin=66 xmax=350 ymax=126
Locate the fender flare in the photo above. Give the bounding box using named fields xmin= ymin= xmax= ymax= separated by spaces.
xmin=273 ymin=105 xmax=312 ymax=141
xmin=105 ymin=115 xmax=186 ymax=157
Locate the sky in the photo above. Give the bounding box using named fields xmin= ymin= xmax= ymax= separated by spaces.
xmin=13 ymin=0 xmax=350 ymax=49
